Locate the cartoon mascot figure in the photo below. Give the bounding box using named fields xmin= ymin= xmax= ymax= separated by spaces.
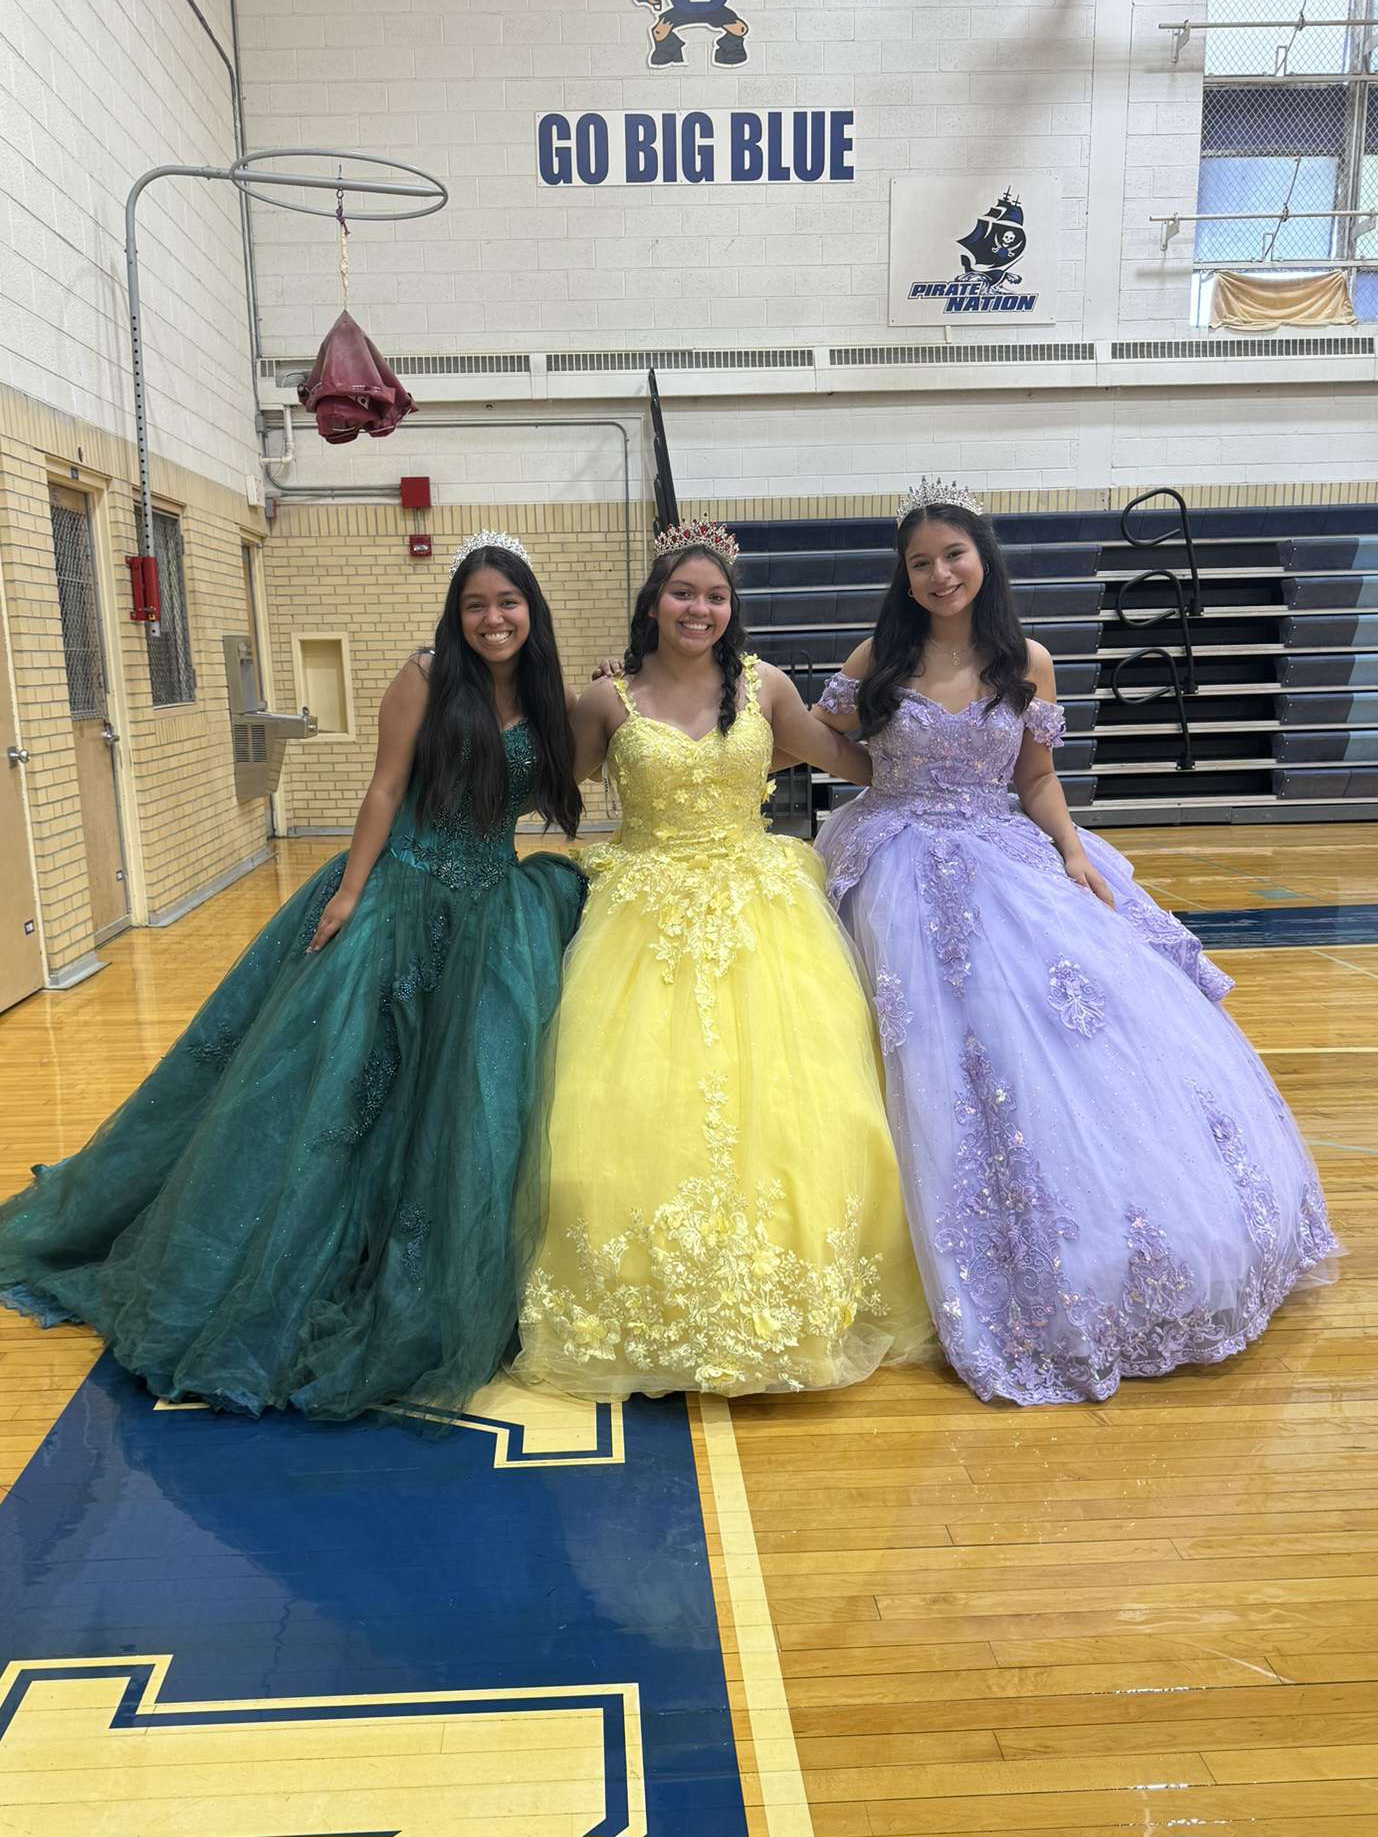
xmin=635 ymin=0 xmax=750 ymax=67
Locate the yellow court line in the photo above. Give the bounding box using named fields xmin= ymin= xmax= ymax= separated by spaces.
xmin=697 ymin=1394 xmax=813 ymax=1837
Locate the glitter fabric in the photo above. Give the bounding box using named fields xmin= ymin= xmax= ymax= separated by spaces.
xmin=0 ymin=722 xmax=585 ymax=1425
xmin=817 ymin=675 xmax=1341 ymax=1404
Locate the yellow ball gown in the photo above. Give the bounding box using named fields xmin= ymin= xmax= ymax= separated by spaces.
xmin=516 ymin=658 xmax=934 ymax=1398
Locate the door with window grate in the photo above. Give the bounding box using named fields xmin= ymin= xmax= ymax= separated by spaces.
xmin=50 ymin=486 xmax=129 ymax=942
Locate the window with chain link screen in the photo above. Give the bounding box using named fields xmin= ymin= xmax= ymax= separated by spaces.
xmin=49 ymin=489 xmax=107 ymax=723
xmin=147 ymin=510 xmax=196 ymax=706
xmin=1194 ymin=2 xmax=1378 ymax=312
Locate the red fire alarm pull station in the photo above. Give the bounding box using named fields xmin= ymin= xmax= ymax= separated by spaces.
xmin=399 ymin=476 xmax=432 ymax=510
xmin=408 ymin=533 xmax=434 ymax=560
xmin=125 ymin=554 xmax=162 ymax=623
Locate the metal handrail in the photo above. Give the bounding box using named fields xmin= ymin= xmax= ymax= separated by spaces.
xmin=1109 ymin=488 xmax=1203 ymax=772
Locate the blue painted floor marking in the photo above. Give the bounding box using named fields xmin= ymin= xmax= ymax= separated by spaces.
xmin=0 ymin=1355 xmax=746 ymax=1836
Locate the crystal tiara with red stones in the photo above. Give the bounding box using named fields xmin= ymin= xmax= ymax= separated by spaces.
xmin=450 ymin=529 xmax=532 ymax=574
xmin=652 ymin=519 xmax=741 ymax=565
xmin=897 ymin=479 xmax=987 ymax=521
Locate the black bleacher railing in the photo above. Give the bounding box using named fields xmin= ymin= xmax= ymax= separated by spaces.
xmin=732 ymin=497 xmax=1378 ymax=830
xmin=647 ymin=368 xmax=679 ymax=537
xmin=1108 ymin=488 xmax=1202 ymax=775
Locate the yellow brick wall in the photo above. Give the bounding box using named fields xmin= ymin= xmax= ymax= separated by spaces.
xmin=262 ymin=500 xmax=641 ymax=833
xmin=0 ymin=385 xmax=270 ymax=975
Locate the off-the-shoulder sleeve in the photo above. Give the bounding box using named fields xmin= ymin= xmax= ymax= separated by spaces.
xmin=818 ymin=671 xmax=860 ymax=715
xmin=1023 ymin=698 xmax=1066 ymax=749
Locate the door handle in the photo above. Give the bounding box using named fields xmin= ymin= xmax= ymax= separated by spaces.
xmin=101 ymin=722 xmax=120 ymax=746
xmin=6 ymin=745 xmax=27 ymax=767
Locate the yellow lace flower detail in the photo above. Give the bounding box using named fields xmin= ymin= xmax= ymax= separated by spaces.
xmin=520 ymin=1077 xmax=883 ymax=1394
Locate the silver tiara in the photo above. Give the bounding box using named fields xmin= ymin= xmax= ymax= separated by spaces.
xmin=897 ymin=479 xmax=986 ymax=522
xmin=450 ymin=529 xmax=531 ymax=574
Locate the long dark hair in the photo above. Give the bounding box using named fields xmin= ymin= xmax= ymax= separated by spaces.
xmin=624 ymin=544 xmax=748 ymax=734
xmin=856 ymin=504 xmax=1034 ymax=739
xmin=414 ymin=546 xmax=581 ymax=837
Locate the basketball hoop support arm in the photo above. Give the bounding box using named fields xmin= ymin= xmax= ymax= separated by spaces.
xmin=124 ymin=154 xmax=447 ymax=616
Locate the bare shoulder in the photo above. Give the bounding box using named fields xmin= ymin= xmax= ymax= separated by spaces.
xmin=389 ymin=652 xmax=432 ymax=700
xmin=840 ymin=639 xmax=873 ymax=679
xmin=1025 ymin=639 xmax=1057 ymax=696
xmin=576 ymin=674 xmax=624 ymax=723
xmin=752 ymin=658 xmax=797 ymax=711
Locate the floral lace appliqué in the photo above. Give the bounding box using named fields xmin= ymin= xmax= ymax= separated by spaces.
xmin=1022 ymin=699 xmax=1067 ymax=750
xmin=1122 ymin=895 xmax=1234 ymax=1003
xmin=873 ymin=967 xmax=912 ymax=1055
xmin=583 ymin=840 xmax=801 ymax=1047
xmin=519 ymin=1075 xmax=882 ymax=1395
xmin=188 ymin=1023 xmax=242 ymax=1072
xmin=586 ymin=660 xmax=811 ymax=1044
xmin=397 ymin=1201 xmax=431 ymax=1285
xmin=1046 ymin=958 xmax=1106 ymax=1038
xmin=923 ymin=837 xmax=979 ymax=995
xmin=818 ymin=672 xmax=860 ymax=717
xmin=388 ymin=723 xmax=535 ymax=896
xmin=933 ymin=1033 xmax=1079 ymax=1387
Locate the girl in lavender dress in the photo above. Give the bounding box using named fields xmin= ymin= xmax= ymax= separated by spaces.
xmin=813 ymin=482 xmax=1340 ymax=1406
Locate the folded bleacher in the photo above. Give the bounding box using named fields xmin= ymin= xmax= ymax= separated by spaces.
xmin=733 ymin=502 xmax=1378 ymax=828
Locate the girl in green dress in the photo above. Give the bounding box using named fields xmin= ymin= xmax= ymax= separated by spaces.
xmin=0 ymin=532 xmax=584 ymax=1425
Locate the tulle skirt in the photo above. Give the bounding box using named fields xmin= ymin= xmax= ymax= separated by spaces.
xmin=0 ymin=847 xmax=585 ymax=1422
xmin=515 ymin=834 xmax=935 ymax=1398
xmin=819 ymin=800 xmax=1342 ymax=1405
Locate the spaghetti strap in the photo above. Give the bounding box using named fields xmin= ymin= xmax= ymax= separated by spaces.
xmin=742 ymin=653 xmax=761 ymax=712
xmin=612 ymin=674 xmax=637 ymax=717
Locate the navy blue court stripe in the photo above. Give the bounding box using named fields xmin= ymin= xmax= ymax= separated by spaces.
xmin=1173 ymin=901 xmax=1378 ymax=948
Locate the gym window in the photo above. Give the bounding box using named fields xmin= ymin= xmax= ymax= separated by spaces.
xmin=148 ymin=510 xmax=197 ymax=707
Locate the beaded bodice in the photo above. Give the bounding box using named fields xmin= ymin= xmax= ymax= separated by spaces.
xmin=583 ymin=658 xmax=810 ymax=1043
xmin=603 ymin=658 xmax=774 ymax=857
xmin=818 ymin=676 xmax=1066 ymax=820
xmin=388 ymin=721 xmax=535 ymax=894
xmin=815 ymin=673 xmax=1071 ymax=904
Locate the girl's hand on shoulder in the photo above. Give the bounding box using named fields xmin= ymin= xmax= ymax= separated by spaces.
xmin=591 ymin=656 xmax=624 ymax=681
xmin=1062 ymin=848 xmax=1114 ymax=908
xmin=307 ymin=888 xmax=359 ymax=953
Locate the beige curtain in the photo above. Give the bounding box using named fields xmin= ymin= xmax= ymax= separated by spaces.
xmin=1211 ymin=269 xmax=1356 ymax=330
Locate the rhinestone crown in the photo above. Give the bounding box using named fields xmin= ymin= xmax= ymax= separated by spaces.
xmin=897 ymin=478 xmax=987 ymax=522
xmin=450 ymin=529 xmax=532 ymax=574
xmin=652 ymin=519 xmax=741 ymax=566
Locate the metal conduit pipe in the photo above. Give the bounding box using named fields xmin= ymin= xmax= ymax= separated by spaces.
xmin=183 ymin=0 xmax=262 ymax=369
xmin=263 ymin=414 xmax=639 ymax=618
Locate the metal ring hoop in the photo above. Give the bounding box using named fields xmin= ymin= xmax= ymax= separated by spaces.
xmin=229 ymin=148 xmax=449 ymax=222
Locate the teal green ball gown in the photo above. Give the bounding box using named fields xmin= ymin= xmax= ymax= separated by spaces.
xmin=0 ymin=723 xmax=584 ymax=1423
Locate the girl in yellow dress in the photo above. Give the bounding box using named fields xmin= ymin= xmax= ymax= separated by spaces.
xmin=516 ymin=521 xmax=934 ymax=1398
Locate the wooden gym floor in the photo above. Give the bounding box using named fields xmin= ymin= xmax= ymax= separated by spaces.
xmin=0 ymin=823 xmax=1374 ymax=1837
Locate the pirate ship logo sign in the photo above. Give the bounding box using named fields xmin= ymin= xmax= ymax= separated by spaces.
xmin=635 ymin=0 xmax=751 ymax=67
xmin=911 ymin=188 xmax=1039 ymax=315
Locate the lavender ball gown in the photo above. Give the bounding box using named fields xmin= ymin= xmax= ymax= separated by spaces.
xmin=815 ymin=673 xmax=1340 ymax=1406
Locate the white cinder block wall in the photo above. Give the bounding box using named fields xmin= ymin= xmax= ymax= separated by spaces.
xmin=241 ymin=0 xmax=1102 ymax=345
xmin=0 ymin=0 xmax=257 ymax=489
xmin=233 ymin=0 xmax=1375 ymax=504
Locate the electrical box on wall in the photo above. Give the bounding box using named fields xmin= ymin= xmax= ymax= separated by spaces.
xmin=408 ymin=534 xmax=433 ymax=559
xmin=399 ymin=476 xmax=432 ymax=510
xmin=125 ymin=555 xmax=161 ymax=623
